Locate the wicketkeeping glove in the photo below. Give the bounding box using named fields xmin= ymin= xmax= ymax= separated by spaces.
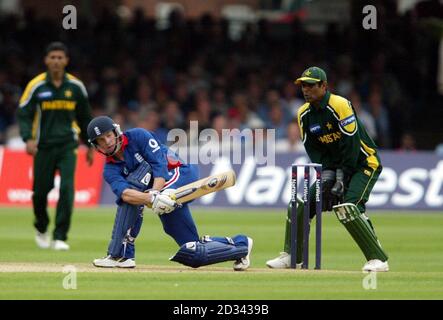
xmin=331 ymin=169 xmax=346 ymax=202
xmin=322 ymin=179 xmax=337 ymax=212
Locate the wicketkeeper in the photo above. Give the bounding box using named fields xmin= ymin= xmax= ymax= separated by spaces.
xmin=87 ymin=116 xmax=253 ymax=270
xmin=266 ymin=67 xmax=389 ymax=272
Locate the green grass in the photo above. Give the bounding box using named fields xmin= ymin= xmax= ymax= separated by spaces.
xmin=0 ymin=207 xmax=442 ymax=299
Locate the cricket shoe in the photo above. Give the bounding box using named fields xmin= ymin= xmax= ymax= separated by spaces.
xmin=35 ymin=231 xmax=50 ymax=249
xmin=233 ymin=237 xmax=253 ymax=271
xmin=52 ymin=240 xmax=70 ymax=251
xmin=266 ymin=252 xmax=290 ymax=269
xmin=362 ymin=259 xmax=389 ymax=272
xmin=93 ymin=255 xmax=136 ymax=268
xmin=266 ymin=253 xmax=304 ymax=269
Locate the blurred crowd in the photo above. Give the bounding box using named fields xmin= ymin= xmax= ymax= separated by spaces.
xmin=0 ymin=0 xmax=442 ymax=152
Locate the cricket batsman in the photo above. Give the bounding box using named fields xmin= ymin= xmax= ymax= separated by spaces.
xmin=87 ymin=116 xmax=253 ymax=270
xmin=266 ymin=67 xmax=389 ymax=272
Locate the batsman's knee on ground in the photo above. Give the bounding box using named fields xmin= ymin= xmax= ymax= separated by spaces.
xmin=170 ymin=235 xmax=252 ymax=269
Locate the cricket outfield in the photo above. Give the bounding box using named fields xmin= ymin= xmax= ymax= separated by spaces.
xmin=0 ymin=207 xmax=442 ymax=300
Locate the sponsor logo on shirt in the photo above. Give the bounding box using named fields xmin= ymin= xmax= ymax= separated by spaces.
xmin=134 ymin=153 xmax=144 ymax=163
xmin=340 ymin=115 xmax=356 ymax=127
xmin=309 ymin=124 xmax=321 ymax=134
xmin=38 ymin=91 xmax=53 ymax=99
xmin=318 ymin=131 xmax=342 ymax=144
xmin=41 ymin=100 xmax=76 ymax=110
xmin=140 ymin=172 xmax=152 ymax=186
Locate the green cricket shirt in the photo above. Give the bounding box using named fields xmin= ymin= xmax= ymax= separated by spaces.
xmin=297 ymin=91 xmax=381 ymax=177
xmin=17 ymin=72 xmax=92 ymax=148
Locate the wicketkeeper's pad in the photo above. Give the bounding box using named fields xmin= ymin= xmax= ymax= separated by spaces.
xmin=333 ymin=203 xmax=388 ymax=261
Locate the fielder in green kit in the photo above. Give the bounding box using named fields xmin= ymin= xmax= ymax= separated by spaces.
xmin=266 ymin=67 xmax=389 ymax=272
xmin=17 ymin=42 xmax=94 ymax=251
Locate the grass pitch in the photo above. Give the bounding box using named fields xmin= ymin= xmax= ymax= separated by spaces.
xmin=0 ymin=207 xmax=442 ymax=299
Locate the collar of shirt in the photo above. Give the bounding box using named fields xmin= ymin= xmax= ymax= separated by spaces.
xmin=45 ymin=71 xmax=68 ymax=85
xmin=106 ymin=134 xmax=129 ymax=163
xmin=310 ymin=90 xmax=331 ymax=111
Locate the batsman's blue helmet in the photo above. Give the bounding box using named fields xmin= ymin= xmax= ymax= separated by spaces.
xmin=87 ymin=116 xmax=123 ymax=156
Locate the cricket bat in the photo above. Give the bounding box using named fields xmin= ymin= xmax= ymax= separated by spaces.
xmin=173 ymin=170 xmax=236 ymax=204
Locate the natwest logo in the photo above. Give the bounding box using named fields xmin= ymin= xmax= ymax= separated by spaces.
xmin=195 ymin=156 xmax=443 ymax=210
xmin=198 ymin=155 xmax=312 ymax=206
xmin=369 ymin=160 xmax=443 ymax=208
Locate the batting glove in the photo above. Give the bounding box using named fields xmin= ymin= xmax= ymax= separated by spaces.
xmin=150 ymin=189 xmax=179 ymax=215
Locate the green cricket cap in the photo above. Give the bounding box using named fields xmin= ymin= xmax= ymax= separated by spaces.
xmin=295 ymin=66 xmax=327 ymax=85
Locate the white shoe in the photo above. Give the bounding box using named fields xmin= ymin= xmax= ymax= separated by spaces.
xmin=52 ymin=240 xmax=70 ymax=251
xmin=116 ymin=258 xmax=136 ymax=268
xmin=93 ymin=255 xmax=136 ymax=268
xmin=362 ymin=259 xmax=389 ymax=272
xmin=233 ymin=237 xmax=253 ymax=271
xmin=266 ymin=252 xmax=291 ymax=269
xmin=35 ymin=231 xmax=50 ymax=249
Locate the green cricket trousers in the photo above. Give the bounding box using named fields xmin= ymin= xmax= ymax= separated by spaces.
xmin=32 ymin=142 xmax=77 ymax=241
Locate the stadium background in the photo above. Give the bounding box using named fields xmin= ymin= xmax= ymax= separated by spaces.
xmin=0 ymin=0 xmax=442 ymax=210
xmin=0 ymin=0 xmax=442 ymax=302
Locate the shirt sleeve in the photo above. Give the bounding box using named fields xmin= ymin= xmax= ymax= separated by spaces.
xmin=136 ymin=129 xmax=170 ymax=180
xmin=332 ymin=99 xmax=360 ymax=176
xmin=74 ymin=81 xmax=92 ymax=145
xmin=16 ymin=83 xmax=38 ymax=142
xmin=103 ymin=164 xmax=131 ymax=204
